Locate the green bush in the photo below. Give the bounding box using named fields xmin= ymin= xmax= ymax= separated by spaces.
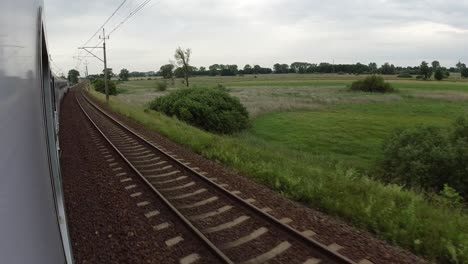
xmin=93 ymin=79 xmax=117 ymax=95
xmin=379 ymin=126 xmax=454 ymax=191
xmin=149 ymin=87 xmax=249 ymax=134
xmin=349 ymin=75 xmax=394 ymax=93
xmin=156 ymin=81 xmax=168 ymax=91
xmin=379 ymin=118 xmax=468 ymax=197
xmin=397 ymin=73 xmax=413 ymax=78
xmin=434 ymin=68 xmax=445 ymax=81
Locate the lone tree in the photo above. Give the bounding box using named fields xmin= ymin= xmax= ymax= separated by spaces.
xmin=462 ymin=67 xmax=468 ymax=78
xmin=434 ymin=68 xmax=444 ymax=81
xmin=103 ymin=68 xmax=114 ymax=80
xmin=174 ymin=47 xmax=192 ymax=87
xmin=420 ymin=61 xmax=432 ymax=80
xmin=119 ymin=68 xmax=129 ymax=81
xmin=159 ymin=64 xmax=174 ymax=79
xmin=67 ymin=69 xmax=80 ymax=84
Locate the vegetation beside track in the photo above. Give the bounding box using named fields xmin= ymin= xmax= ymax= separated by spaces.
xmin=88 ymin=87 xmax=468 ymax=263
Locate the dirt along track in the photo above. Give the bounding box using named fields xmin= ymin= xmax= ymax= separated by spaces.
xmin=60 ymin=87 xmax=428 ymax=264
xmin=60 ymin=90 xmax=221 ymax=264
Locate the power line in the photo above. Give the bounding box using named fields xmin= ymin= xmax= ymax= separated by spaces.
xmin=80 ymin=0 xmax=128 ymax=47
xmin=76 ymin=0 xmax=129 ymax=68
xmin=75 ymin=0 xmax=154 ymax=69
xmin=75 ymin=0 xmax=157 ymax=72
xmin=108 ymin=0 xmax=153 ymax=35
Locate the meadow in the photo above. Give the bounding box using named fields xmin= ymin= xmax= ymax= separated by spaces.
xmin=90 ymin=74 xmax=468 ymax=263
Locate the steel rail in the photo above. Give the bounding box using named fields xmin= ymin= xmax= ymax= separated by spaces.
xmin=80 ymin=91 xmax=356 ymax=264
xmin=75 ymin=94 xmax=233 ymax=264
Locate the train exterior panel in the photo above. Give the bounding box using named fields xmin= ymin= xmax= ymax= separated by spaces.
xmin=0 ymin=1 xmax=72 ymax=263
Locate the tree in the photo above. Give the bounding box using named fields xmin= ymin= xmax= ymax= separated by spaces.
xmin=432 ymin=61 xmax=440 ymax=69
xmin=174 ymin=67 xmax=184 ymax=78
xmin=253 ymin=65 xmax=261 ymax=74
xmin=420 ymin=61 xmax=432 ymax=80
xmin=119 ymin=68 xmax=129 ymax=81
xmin=209 ymin=64 xmax=219 ymax=76
xmin=462 ymin=67 xmax=468 ymax=78
xmin=434 ymin=68 xmax=444 ymax=81
xmin=103 ymin=68 xmax=114 ymax=80
xmin=174 ymin=47 xmax=192 ymax=87
xmin=273 ymin=63 xmax=281 ymax=73
xmin=243 ymin=64 xmax=253 ymax=74
xmin=67 ymin=69 xmax=80 ymax=84
xmin=159 ymin=64 xmax=174 ymax=79
xmin=291 ymin=62 xmax=310 ymax=74
xmin=380 ymin=63 xmax=396 ymax=75
xmin=220 ymin=65 xmax=238 ymax=76
xmin=456 ymin=61 xmax=464 ymax=72
xmin=368 ymin=62 xmax=378 ymax=74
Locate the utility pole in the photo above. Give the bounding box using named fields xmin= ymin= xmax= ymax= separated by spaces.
xmin=78 ymin=28 xmax=110 ymax=103
xmin=84 ymin=60 xmax=89 ymax=78
xmin=100 ymin=28 xmax=110 ymax=103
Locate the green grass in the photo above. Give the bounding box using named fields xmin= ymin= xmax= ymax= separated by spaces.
xmin=89 ymin=88 xmax=468 ymax=263
xmin=249 ymin=100 xmax=468 ymax=170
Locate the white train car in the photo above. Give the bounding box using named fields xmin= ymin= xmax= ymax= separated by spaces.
xmin=0 ymin=1 xmax=73 ymax=263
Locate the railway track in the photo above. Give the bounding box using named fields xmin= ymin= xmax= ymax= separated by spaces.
xmin=76 ymin=91 xmax=356 ymax=264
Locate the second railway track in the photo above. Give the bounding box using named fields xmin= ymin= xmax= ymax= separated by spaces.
xmin=76 ymin=91 xmax=356 ymax=264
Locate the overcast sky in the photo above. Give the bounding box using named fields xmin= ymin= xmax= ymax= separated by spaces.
xmin=45 ymin=0 xmax=468 ymax=75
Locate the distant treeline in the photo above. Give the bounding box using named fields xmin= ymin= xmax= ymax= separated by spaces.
xmin=83 ymin=61 xmax=468 ymax=81
xmin=151 ymin=61 xmax=468 ymax=78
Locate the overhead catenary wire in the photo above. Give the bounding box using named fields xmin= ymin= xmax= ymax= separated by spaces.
xmin=108 ymin=0 xmax=153 ymax=35
xmin=80 ymin=0 xmax=128 ymax=48
xmin=76 ymin=0 xmax=128 ymax=69
xmin=75 ymin=0 xmax=157 ymax=73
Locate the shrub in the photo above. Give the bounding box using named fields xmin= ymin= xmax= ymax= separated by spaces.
xmin=434 ymin=184 xmax=464 ymax=208
xmin=149 ymin=87 xmax=249 ymax=134
xmin=397 ymin=73 xmax=413 ymax=78
xmin=434 ymin=68 xmax=445 ymax=81
xmin=156 ymin=81 xmax=168 ymax=91
xmin=450 ymin=117 xmax=468 ymax=197
xmin=349 ymin=75 xmax=394 ymax=93
xmin=214 ymin=83 xmax=229 ymax=92
xmin=379 ymin=126 xmax=454 ymax=191
xmin=415 ymin=75 xmax=424 ymax=80
xmin=93 ymin=79 xmax=117 ymax=95
xmin=379 ymin=118 xmax=468 ymax=198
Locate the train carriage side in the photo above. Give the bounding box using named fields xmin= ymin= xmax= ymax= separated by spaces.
xmin=0 ymin=1 xmax=73 ymax=263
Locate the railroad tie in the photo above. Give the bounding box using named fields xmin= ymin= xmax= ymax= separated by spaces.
xmin=169 ymin=188 xmax=207 ymax=200
xmin=240 ymin=241 xmax=291 ymax=264
xmin=160 ymin=181 xmax=195 ymax=192
xmin=301 ymin=230 xmax=316 ymax=238
xmin=190 ymin=205 xmax=233 ymax=221
xmin=279 ymin=217 xmax=293 ymax=224
xmin=165 ymin=236 xmax=184 ymax=247
xmin=179 ymin=253 xmax=200 ymax=264
xmin=204 ymin=215 xmax=250 ymax=234
xmin=137 ymin=201 xmax=150 ymax=207
xmin=145 ymin=210 xmax=160 ymax=218
xmin=153 ymin=222 xmax=170 ymax=231
xmin=179 ymin=196 xmax=219 ymax=209
xmin=130 ymin=192 xmax=142 ymax=198
xmin=153 ymin=176 xmax=188 ymax=185
xmin=303 ymin=258 xmax=321 ymax=264
xmin=221 ymin=227 xmax=268 ymax=249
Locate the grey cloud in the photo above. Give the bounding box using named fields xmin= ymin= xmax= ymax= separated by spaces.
xmin=44 ymin=0 xmax=468 ymax=74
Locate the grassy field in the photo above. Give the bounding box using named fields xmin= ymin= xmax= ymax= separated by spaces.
xmin=92 ymin=74 xmax=468 ymax=263
xmin=249 ymin=100 xmax=468 ymax=171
